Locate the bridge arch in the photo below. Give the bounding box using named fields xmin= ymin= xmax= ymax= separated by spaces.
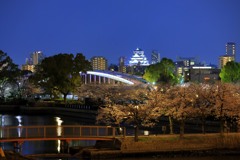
xmin=80 ymin=70 xmax=147 ymax=85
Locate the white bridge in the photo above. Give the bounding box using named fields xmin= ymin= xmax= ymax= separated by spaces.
xmin=80 ymin=70 xmax=147 ymax=85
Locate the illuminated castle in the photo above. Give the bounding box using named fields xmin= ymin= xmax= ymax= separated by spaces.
xmin=129 ymin=48 xmax=149 ymax=66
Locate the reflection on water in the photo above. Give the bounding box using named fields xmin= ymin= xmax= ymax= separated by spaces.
xmin=0 ymin=114 xmax=96 ymax=155
xmin=56 ymin=117 xmax=63 ymax=136
xmin=34 ymin=155 xmax=240 ymax=160
xmin=55 ymin=117 xmax=63 ymax=153
xmin=117 ymin=155 xmax=240 ymax=160
xmin=1 ymin=115 xmax=240 ymax=160
xmin=15 ymin=115 xmax=22 ymax=137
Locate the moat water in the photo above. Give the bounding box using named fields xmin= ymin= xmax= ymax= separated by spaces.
xmin=1 ymin=114 xmax=240 ymax=160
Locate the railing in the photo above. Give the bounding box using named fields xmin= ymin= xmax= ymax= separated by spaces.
xmin=0 ymin=125 xmax=125 ymax=142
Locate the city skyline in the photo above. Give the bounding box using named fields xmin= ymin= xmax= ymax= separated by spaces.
xmin=0 ymin=0 xmax=240 ymax=66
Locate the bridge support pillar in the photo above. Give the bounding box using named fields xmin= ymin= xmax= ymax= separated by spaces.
xmin=60 ymin=140 xmax=71 ymax=154
xmin=13 ymin=141 xmax=24 ymax=153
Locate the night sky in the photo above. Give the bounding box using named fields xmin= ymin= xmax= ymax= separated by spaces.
xmin=0 ymin=0 xmax=240 ymax=67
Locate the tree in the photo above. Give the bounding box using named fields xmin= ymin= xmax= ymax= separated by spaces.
xmin=191 ymin=83 xmax=214 ymax=134
xmin=158 ymin=58 xmax=178 ymax=84
xmin=168 ymin=84 xmax=196 ymax=138
xmin=0 ymin=50 xmax=20 ymax=101
xmin=122 ymin=88 xmax=151 ymax=142
xmin=143 ymin=58 xmax=178 ymax=85
xmin=148 ymin=85 xmax=175 ymax=134
xmin=143 ymin=64 xmax=161 ymax=83
xmin=30 ymin=53 xmax=91 ymax=102
xmin=18 ymin=70 xmax=43 ymax=99
xmin=108 ymin=64 xmax=118 ymax=71
xmin=96 ymin=85 xmax=128 ymax=127
xmin=211 ymin=82 xmax=240 ymax=134
xmin=219 ymin=61 xmax=240 ymax=83
xmin=96 ymin=85 xmax=152 ymax=142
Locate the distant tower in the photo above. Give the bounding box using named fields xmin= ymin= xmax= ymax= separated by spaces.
xmin=22 ymin=51 xmax=44 ymax=72
xmin=151 ymin=50 xmax=160 ymax=64
xmin=226 ymin=42 xmax=236 ymax=59
xmin=218 ymin=42 xmax=236 ymax=69
xmin=25 ymin=58 xmax=30 ymax=65
xmin=90 ymin=56 xmax=108 ymax=70
xmin=219 ymin=55 xmax=234 ymax=69
xmin=30 ymin=51 xmax=44 ymax=65
xmin=119 ymin=56 xmax=126 ymax=73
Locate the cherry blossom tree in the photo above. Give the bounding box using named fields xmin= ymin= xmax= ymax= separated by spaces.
xmin=211 ymin=82 xmax=240 ymax=134
xmin=168 ymin=84 xmax=197 ymax=138
xmin=149 ymin=84 xmax=196 ymax=137
xmin=96 ymin=84 xmax=152 ymax=142
xmin=148 ymin=85 xmax=175 ymax=134
xmin=190 ymin=83 xmax=215 ymax=134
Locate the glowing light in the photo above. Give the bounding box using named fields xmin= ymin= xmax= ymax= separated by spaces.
xmin=87 ymin=71 xmax=134 ymax=85
xmin=55 ymin=117 xmax=63 ymax=136
xmin=55 ymin=117 xmax=63 ymax=153
xmin=192 ymin=66 xmax=213 ymax=69
xmin=57 ymin=140 xmax=61 ymax=153
xmin=15 ymin=116 xmax=22 ymax=137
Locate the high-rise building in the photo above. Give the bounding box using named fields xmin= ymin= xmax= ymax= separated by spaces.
xmin=129 ymin=48 xmax=149 ymax=66
xmin=91 ymin=56 xmax=108 ymax=70
xmin=226 ymin=42 xmax=236 ymax=59
xmin=21 ymin=51 xmax=44 ymax=72
xmin=21 ymin=64 xmax=35 ymax=72
xmin=218 ymin=42 xmax=236 ymax=69
xmin=30 ymin=51 xmax=44 ymax=65
xmin=219 ymin=55 xmax=235 ymax=69
xmin=119 ymin=56 xmax=126 ymax=73
xmin=175 ymin=57 xmax=200 ymax=82
xmin=151 ymin=50 xmax=160 ymax=64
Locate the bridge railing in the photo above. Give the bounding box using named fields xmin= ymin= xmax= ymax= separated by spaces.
xmin=0 ymin=125 xmax=125 ymax=140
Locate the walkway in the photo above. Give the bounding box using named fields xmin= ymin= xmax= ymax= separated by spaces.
xmin=0 ymin=125 xmax=124 ymax=142
xmin=80 ymin=70 xmax=148 ymax=85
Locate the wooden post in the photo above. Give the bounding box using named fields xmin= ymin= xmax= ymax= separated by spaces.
xmin=113 ymin=127 xmax=115 ymax=138
xmin=123 ymin=127 xmax=126 ymax=138
xmin=44 ymin=126 xmax=46 ymax=138
xmin=97 ymin=126 xmax=99 ymax=136
xmin=80 ymin=126 xmax=82 ymax=137
xmin=26 ymin=126 xmax=28 ymax=138
xmin=66 ymin=140 xmax=71 ymax=154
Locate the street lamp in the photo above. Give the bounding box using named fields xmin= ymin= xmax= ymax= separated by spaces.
xmin=134 ymin=105 xmax=139 ymax=142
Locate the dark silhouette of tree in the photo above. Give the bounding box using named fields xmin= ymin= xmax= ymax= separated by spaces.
xmin=30 ymin=53 xmax=91 ymax=103
xmin=0 ymin=50 xmax=20 ymax=101
xmin=18 ymin=70 xmax=43 ymax=99
xmin=108 ymin=64 xmax=118 ymax=71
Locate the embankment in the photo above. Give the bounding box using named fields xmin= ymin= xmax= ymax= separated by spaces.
xmin=84 ymin=133 xmax=240 ymax=159
xmin=0 ymin=104 xmax=98 ymax=123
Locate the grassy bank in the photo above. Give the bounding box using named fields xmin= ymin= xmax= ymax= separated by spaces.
xmin=88 ymin=133 xmax=240 ymax=159
xmin=121 ymin=133 xmax=240 ymax=152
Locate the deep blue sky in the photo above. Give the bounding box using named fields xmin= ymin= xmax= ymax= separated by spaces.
xmin=0 ymin=0 xmax=240 ymax=66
